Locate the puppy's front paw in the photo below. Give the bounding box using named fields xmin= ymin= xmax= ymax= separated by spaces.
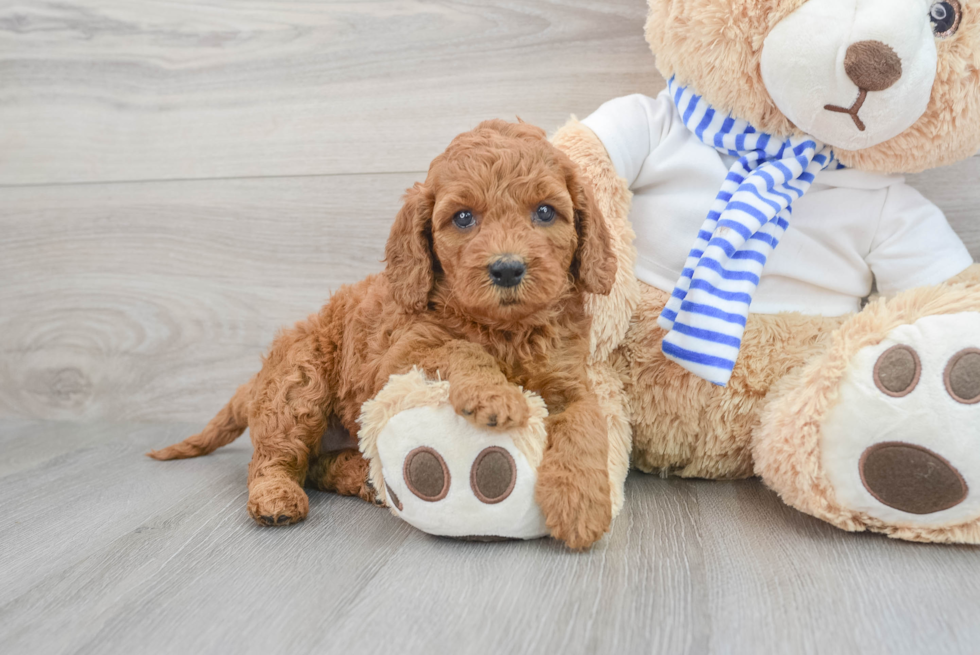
xmin=247 ymin=478 xmax=309 ymax=527
xmin=450 ymin=382 xmax=529 ymax=430
xmin=535 ymin=458 xmax=611 ymax=550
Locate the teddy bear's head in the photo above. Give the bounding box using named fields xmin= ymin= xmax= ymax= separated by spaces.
xmin=646 ymin=0 xmax=980 ymax=172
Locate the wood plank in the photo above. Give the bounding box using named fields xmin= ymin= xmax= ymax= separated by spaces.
xmin=1 ymin=158 xmax=978 ymax=424
xmin=0 ymin=173 xmax=409 ymax=423
xmin=321 ymin=475 xmax=710 ymax=655
xmin=0 ymin=418 xmax=132 ymax=478
xmin=0 ymin=0 xmax=662 ymax=185
xmin=906 ymin=156 xmax=980 ymax=254
xmin=695 ymin=481 xmax=980 ymax=654
xmin=0 ymin=420 xmax=706 ymax=655
xmin=2 ymin=419 xmax=979 ymax=654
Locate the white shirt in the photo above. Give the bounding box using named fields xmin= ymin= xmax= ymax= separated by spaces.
xmin=582 ymin=92 xmax=973 ymax=316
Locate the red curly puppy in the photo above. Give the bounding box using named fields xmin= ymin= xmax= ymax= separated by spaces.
xmin=150 ymin=120 xmax=617 ymax=549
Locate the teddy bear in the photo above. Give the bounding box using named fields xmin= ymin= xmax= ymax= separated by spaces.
xmin=364 ymin=0 xmax=980 ymax=545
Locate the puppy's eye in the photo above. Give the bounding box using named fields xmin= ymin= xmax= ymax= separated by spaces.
xmin=453 ymin=210 xmax=476 ymax=229
xmin=534 ymin=204 xmax=557 ymax=225
xmin=931 ymin=0 xmax=961 ymax=38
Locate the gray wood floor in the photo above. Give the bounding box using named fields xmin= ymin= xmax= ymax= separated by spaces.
xmin=3 ymin=420 xmax=980 ymax=655
xmin=2 ymin=1 xmax=980 ymax=653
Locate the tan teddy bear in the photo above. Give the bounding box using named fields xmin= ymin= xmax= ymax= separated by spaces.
xmin=549 ymin=0 xmax=980 ymax=544
xmin=364 ymin=0 xmax=980 ymax=547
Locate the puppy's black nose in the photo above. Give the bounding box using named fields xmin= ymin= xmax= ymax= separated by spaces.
xmin=488 ymin=258 xmax=526 ymax=288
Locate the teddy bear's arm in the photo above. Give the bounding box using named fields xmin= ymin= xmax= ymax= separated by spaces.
xmin=866 ymin=183 xmax=974 ymax=297
xmin=578 ymin=93 xmax=672 ymax=189
xmin=551 ymin=120 xmax=639 ymax=362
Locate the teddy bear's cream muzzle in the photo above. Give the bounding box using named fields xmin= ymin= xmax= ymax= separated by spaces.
xmin=761 ymin=0 xmax=940 ymax=151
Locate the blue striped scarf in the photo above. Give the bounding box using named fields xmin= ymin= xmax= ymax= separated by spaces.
xmin=657 ymin=78 xmax=841 ymax=386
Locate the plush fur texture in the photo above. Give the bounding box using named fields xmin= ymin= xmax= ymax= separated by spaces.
xmin=951 ymin=261 xmax=980 ymax=287
xmin=550 ymin=118 xmax=638 ymax=516
xmin=645 ymin=0 xmax=980 ymax=173
xmin=358 ymin=367 xmax=550 ymax=509
xmin=553 ymin=114 xmax=980 ymax=542
xmin=550 ymin=119 xmax=640 ymax=363
xmin=552 ymin=0 xmax=980 ymax=543
xmin=551 ymin=120 xmax=847 ymax=480
xmin=621 ymin=285 xmax=847 ymax=480
xmin=753 ymin=281 xmax=980 ymax=543
xmin=361 ymin=371 xmax=553 ymax=539
xmin=149 ymin=120 xmax=619 ymax=550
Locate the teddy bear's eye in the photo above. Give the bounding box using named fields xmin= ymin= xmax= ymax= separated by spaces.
xmin=930 ymin=0 xmax=961 ymax=38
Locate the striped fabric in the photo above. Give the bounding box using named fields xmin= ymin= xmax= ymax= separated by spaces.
xmin=657 ymin=78 xmax=841 ymax=386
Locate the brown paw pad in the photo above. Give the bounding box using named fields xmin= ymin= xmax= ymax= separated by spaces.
xmin=470 ymin=446 xmax=517 ymax=504
xmin=944 ymin=348 xmax=980 ymax=405
xmin=403 ymin=447 xmax=450 ymax=502
xmin=385 ymin=482 xmax=403 ymax=511
xmin=860 ymin=442 xmax=968 ymax=514
xmin=873 ymin=345 xmax=921 ymax=397
xmin=257 ymin=514 xmax=295 ymax=527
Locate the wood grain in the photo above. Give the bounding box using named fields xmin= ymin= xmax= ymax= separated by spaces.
xmin=694 ymin=482 xmax=980 ymax=654
xmin=907 ymin=157 xmax=980 ymax=251
xmin=0 ymin=173 xmax=407 ymax=423
xmin=0 ymin=0 xmax=662 ymax=186
xmin=3 ymin=1 xmax=980 ymax=653
xmin=2 ymin=157 xmax=978 ymax=424
xmin=1 ymin=419 xmax=978 ymax=655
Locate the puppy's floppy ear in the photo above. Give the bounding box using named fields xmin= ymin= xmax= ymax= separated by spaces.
xmin=384 ymin=183 xmax=435 ymax=312
xmin=567 ymin=165 xmax=616 ymax=296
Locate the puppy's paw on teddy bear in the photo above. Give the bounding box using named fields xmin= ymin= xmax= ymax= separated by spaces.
xmin=535 ymin=458 xmax=612 ymax=550
xmin=450 ymin=381 xmax=530 ymax=430
xmin=247 ymin=478 xmax=309 ymax=527
xmin=359 ymin=369 xmax=551 ymax=540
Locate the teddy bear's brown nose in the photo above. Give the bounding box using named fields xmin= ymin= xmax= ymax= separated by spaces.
xmin=844 ymin=40 xmax=903 ymax=92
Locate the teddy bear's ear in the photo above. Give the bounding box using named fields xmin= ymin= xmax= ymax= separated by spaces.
xmin=567 ymin=166 xmax=616 ymax=296
xmin=384 ymin=183 xmax=436 ymax=312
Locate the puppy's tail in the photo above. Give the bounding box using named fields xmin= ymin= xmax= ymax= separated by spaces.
xmin=147 ymin=380 xmax=253 ymax=461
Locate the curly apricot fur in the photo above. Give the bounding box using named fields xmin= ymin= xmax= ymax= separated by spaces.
xmin=149 ymin=120 xmax=616 ymax=549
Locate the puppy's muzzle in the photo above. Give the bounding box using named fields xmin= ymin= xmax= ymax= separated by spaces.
xmin=488 ymin=256 xmax=526 ymax=289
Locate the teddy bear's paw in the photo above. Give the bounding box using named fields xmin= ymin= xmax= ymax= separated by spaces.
xmin=374 ymin=403 xmax=549 ymax=540
xmin=247 ymin=477 xmax=309 ymax=527
xmin=821 ymin=313 xmax=980 ymax=534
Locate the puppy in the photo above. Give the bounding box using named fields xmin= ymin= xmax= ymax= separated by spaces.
xmin=150 ymin=120 xmax=617 ymax=549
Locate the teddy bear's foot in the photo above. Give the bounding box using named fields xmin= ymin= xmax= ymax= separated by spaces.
xmin=755 ymin=295 xmax=980 ymax=543
xmin=374 ymin=404 xmax=549 ymax=539
xmin=358 ymin=369 xmax=552 ymax=541
xmin=819 ymin=313 xmax=980 ymax=537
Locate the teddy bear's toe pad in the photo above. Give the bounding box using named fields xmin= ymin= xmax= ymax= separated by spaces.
xmin=403 ymin=447 xmax=450 ymax=501
xmin=822 ymin=312 xmax=980 ymax=528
